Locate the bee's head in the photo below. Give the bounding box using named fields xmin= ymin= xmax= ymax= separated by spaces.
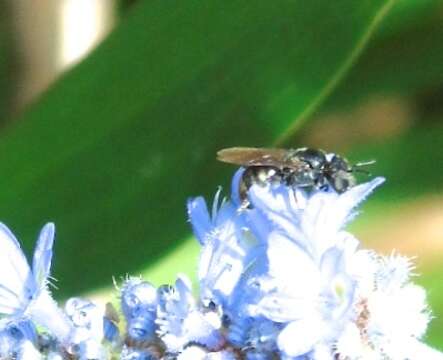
xmin=326 ymin=154 xmax=375 ymax=193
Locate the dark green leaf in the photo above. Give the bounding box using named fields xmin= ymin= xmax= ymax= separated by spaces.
xmin=376 ymin=0 xmax=442 ymax=38
xmin=322 ymin=0 xmax=443 ymax=112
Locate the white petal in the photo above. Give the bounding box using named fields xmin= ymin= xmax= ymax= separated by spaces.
xmin=248 ymin=185 xmax=304 ymax=246
xmin=405 ymin=339 xmax=443 ymax=360
xmin=76 ymin=338 xmax=105 ymax=360
xmin=17 ymin=340 xmax=42 ymax=360
xmin=300 ymin=177 xmax=384 ymax=255
xmin=206 ymin=350 xmax=237 ymax=360
xmin=47 ymin=352 xmax=64 ymax=360
xmin=198 ymin=205 xmax=249 ymax=303
xmin=326 ymin=177 xmax=385 ymax=230
xmin=27 ymin=290 xmax=72 ymax=342
xmin=266 ymin=232 xmax=320 ymax=295
xmin=244 ymin=232 xmax=321 ymax=322
xmin=249 ymin=288 xmax=317 ymax=322
xmin=0 ymin=223 xmax=34 ymax=316
xmin=277 ymin=317 xmax=323 ymax=357
xmin=230 ymin=168 xmax=245 ymax=206
xmin=312 ymin=343 xmax=334 ymax=360
xmin=183 ymin=311 xmax=223 ymax=350
xmin=32 ymin=223 xmax=55 ymax=289
xmin=348 ymin=249 xmax=378 ymax=297
xmin=177 ymin=345 xmax=207 ymax=360
xmin=199 ymin=237 xmax=245 ymax=302
xmin=368 ymin=283 xmax=429 ymax=340
xmin=188 ymin=197 xmax=212 ymax=245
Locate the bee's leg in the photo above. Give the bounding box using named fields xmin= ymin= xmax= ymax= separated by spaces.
xmin=313 ymin=173 xmax=329 ymax=192
xmin=290 ymin=185 xmax=300 ymax=206
xmin=236 ymin=168 xmax=253 ymax=209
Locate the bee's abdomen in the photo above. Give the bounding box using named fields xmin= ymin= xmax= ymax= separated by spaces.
xmin=240 ymin=166 xmax=282 ymax=201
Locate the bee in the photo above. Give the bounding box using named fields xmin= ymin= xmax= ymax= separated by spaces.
xmin=217 ymin=147 xmax=374 ymax=201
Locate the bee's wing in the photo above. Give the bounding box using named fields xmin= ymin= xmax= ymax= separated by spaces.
xmin=217 ymin=147 xmax=296 ymax=167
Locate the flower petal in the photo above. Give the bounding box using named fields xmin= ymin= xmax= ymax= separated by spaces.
xmin=32 ymin=223 xmax=55 ymax=290
xmin=187 ymin=197 xmax=212 ymax=245
xmin=277 ymin=317 xmax=324 ymax=357
xmin=0 ymin=223 xmax=34 ymax=316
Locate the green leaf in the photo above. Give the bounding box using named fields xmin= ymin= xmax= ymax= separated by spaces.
xmin=0 ymin=0 xmax=393 ymax=297
xmin=322 ymin=0 xmax=443 ymax=112
xmin=348 ymin=124 xmax=443 ymax=202
xmin=418 ymin=266 xmax=443 ymax=350
xmin=376 ymin=0 xmax=442 ymax=38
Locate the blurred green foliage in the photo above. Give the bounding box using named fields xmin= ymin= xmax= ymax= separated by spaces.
xmin=418 ymin=266 xmax=443 ymax=349
xmin=351 ymin=125 xmax=443 ymax=201
xmin=117 ymin=0 xmax=139 ymax=13
xmin=0 ymin=0 xmax=442 ymax=349
xmin=0 ymin=1 xmax=15 ymax=120
xmin=324 ymin=12 xmax=443 ymax=112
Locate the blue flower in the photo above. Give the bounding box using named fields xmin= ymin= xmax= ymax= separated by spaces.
xmin=121 ymin=278 xmax=158 ymax=342
xmin=187 ymin=178 xmax=267 ymax=311
xmin=242 ymin=179 xmax=383 ymax=356
xmin=156 ymin=275 xmax=223 ymax=353
xmin=188 ymin=191 xmax=249 ymax=309
xmin=227 ymin=315 xmax=282 ymax=358
xmin=121 ymin=278 xmax=158 ymax=320
xmin=0 ymin=161 xmax=440 ymax=359
xmin=0 ymin=320 xmax=38 ymax=359
xmin=186 ymin=166 xmax=443 ymax=359
xmin=0 ymin=223 xmax=71 ymax=342
xmin=64 ymin=297 xmax=110 ymax=359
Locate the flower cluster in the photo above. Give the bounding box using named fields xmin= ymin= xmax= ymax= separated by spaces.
xmin=0 ymin=168 xmax=441 ymax=359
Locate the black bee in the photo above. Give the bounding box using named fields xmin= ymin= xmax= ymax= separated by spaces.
xmin=217 ymin=147 xmax=373 ymax=200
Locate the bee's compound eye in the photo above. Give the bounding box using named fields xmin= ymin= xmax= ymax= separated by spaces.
xmin=331 ymin=172 xmax=356 ymax=193
xmin=329 ymin=155 xmax=351 ymax=172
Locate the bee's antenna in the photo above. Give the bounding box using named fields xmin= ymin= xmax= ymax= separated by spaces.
xmin=351 ymin=159 xmax=376 ymax=176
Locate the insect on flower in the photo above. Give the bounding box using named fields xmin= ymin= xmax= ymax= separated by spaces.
xmin=217 ymin=147 xmax=374 ymax=201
